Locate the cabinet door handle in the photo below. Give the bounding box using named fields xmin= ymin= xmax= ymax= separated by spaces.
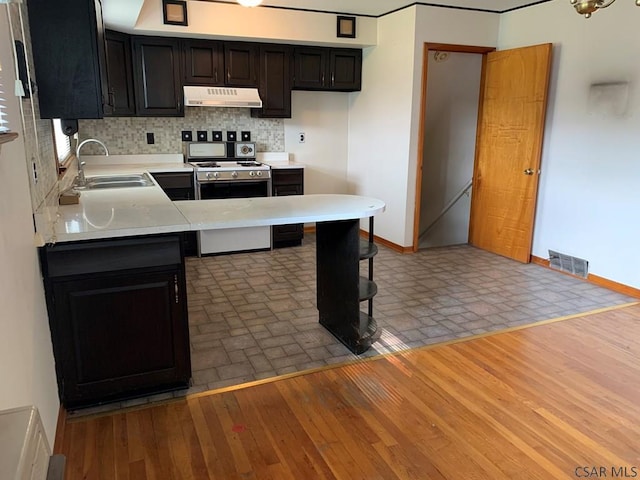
xmin=215 ymin=69 xmax=218 ymax=84
xmin=321 ymin=72 xmax=325 ymax=86
xmin=331 ymin=72 xmax=335 ymax=87
xmin=174 ymin=275 xmax=179 ymax=304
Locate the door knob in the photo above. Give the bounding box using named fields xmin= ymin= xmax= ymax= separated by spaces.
xmin=524 ymin=168 xmax=535 ymax=175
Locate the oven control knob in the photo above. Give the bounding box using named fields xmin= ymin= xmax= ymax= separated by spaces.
xmin=249 ymin=171 xmax=255 ymax=177
xmin=231 ymin=171 xmax=238 ymax=178
xmin=256 ymin=171 xmax=263 ymax=177
xmin=206 ymin=172 xmax=212 ymax=179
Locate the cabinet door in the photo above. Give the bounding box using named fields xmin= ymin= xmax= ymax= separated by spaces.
xmin=183 ymin=39 xmax=224 ymax=86
xmin=253 ymin=44 xmax=292 ymax=118
xmin=272 ymin=169 xmax=304 ymax=247
xmin=105 ymin=30 xmax=136 ymax=116
xmin=132 ymin=36 xmax=184 ymax=116
xmin=51 ymin=269 xmax=190 ymax=407
xmin=26 ymin=0 xmax=107 ymax=119
xmin=329 ymin=49 xmax=362 ymax=91
xmin=293 ymin=47 xmax=328 ymax=90
xmin=224 ymin=43 xmax=258 ymax=87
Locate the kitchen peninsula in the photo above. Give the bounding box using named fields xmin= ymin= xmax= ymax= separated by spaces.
xmin=36 ymin=168 xmax=385 ymax=407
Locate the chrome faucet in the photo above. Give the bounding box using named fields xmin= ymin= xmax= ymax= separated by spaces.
xmin=75 ymin=138 xmax=109 ymax=187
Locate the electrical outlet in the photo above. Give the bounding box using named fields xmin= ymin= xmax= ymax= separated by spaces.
xmin=197 ymin=130 xmax=208 ymax=142
xmin=299 ymin=132 xmax=305 ymax=143
xmin=146 ymin=132 xmax=155 ymax=144
xmin=181 ymin=130 xmax=192 ymax=142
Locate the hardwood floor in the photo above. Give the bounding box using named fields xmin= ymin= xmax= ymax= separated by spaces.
xmin=56 ymin=303 xmax=640 ymax=479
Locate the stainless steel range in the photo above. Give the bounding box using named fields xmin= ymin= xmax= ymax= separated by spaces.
xmin=186 ymin=141 xmax=272 ymax=255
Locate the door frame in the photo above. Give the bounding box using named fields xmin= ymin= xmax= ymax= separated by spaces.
xmin=412 ymin=43 xmax=495 ymax=252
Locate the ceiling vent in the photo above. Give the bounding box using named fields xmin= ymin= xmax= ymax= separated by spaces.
xmin=548 ymin=250 xmax=589 ymax=278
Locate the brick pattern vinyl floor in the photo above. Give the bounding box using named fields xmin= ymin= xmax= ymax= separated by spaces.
xmin=69 ymin=235 xmax=635 ymax=416
xmin=184 ymin=235 xmax=633 ymax=391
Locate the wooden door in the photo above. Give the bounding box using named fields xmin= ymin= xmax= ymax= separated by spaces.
xmin=469 ymin=43 xmax=552 ymax=263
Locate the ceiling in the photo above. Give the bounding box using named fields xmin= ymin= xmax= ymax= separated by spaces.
xmin=102 ymin=0 xmax=545 ymax=33
xmin=208 ymin=0 xmax=542 ymax=15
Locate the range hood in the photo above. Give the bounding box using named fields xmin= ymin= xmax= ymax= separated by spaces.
xmin=183 ymin=86 xmax=262 ymax=108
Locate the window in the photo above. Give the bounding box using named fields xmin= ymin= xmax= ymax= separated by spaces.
xmin=52 ymin=119 xmax=72 ymax=164
xmin=0 ymin=63 xmax=9 ymax=133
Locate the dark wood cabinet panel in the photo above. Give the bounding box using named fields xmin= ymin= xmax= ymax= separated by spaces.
xmin=132 ymin=36 xmax=183 ymax=116
xmin=253 ymin=44 xmax=292 ymax=118
xmin=272 ymin=168 xmax=304 ymax=248
xmin=330 ymin=49 xmax=362 ymax=91
xmin=292 ymin=47 xmax=328 ymax=90
xmin=293 ymin=47 xmax=361 ymax=92
xmin=224 ymin=43 xmax=258 ymax=87
xmin=105 ymin=30 xmax=135 ymax=116
xmin=183 ymin=39 xmax=224 ymax=86
xmin=27 ymin=0 xmax=108 ymax=119
xmin=40 ymin=235 xmax=191 ymax=408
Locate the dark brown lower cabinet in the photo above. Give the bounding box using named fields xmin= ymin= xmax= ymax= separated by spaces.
xmin=40 ymin=235 xmax=191 ymax=408
xmin=272 ymin=168 xmax=304 ymax=248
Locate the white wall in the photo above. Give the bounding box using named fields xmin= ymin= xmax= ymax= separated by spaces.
xmin=347 ymin=7 xmax=418 ymax=240
xmin=348 ymin=5 xmax=498 ymax=245
xmin=420 ymin=51 xmax=482 ymax=247
xmin=284 ymin=91 xmax=350 ymax=194
xmin=0 ymin=7 xmax=59 ymax=444
xmin=499 ymin=2 xmax=640 ymax=288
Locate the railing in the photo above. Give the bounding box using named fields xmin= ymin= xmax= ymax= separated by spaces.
xmin=419 ymin=179 xmax=473 ymax=240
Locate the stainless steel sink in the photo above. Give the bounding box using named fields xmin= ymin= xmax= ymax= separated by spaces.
xmin=75 ymin=173 xmax=155 ymax=190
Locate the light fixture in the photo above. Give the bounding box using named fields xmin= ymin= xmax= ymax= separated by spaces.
xmin=570 ymin=0 xmax=640 ymax=18
xmin=237 ymin=0 xmax=262 ymax=6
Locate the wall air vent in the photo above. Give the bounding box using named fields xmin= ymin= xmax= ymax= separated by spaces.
xmin=548 ymin=250 xmax=589 ymax=278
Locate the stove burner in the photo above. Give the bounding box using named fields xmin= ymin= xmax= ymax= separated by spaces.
xmin=237 ymin=161 xmax=261 ymax=167
xmin=196 ymin=162 xmax=220 ymax=168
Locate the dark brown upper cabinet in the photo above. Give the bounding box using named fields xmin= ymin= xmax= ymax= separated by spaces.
xmin=252 ymin=44 xmax=292 ymax=119
xmin=293 ymin=47 xmax=361 ymax=92
xmin=104 ymin=30 xmax=136 ymax=116
xmin=292 ymin=47 xmax=327 ymax=90
xmin=224 ymin=42 xmax=259 ymax=87
xmin=27 ymin=0 xmax=109 ymax=119
xmin=330 ymin=49 xmax=362 ymax=91
xmin=132 ymin=36 xmax=184 ymax=116
xmin=183 ymin=39 xmax=224 ymax=86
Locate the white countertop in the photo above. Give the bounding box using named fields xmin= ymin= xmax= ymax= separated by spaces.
xmin=257 ymin=152 xmax=304 ymax=169
xmin=175 ymin=195 xmax=385 ymax=229
xmin=35 ymin=158 xmax=383 ymax=244
xmin=35 ymin=184 xmax=191 ymax=243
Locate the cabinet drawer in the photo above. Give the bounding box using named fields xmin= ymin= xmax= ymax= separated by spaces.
xmin=272 ymin=169 xmax=303 ymax=187
xmin=41 ymin=235 xmax=182 ymax=278
xmin=151 ymin=172 xmax=194 ymax=190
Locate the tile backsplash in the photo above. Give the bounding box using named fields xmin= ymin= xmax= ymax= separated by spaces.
xmin=78 ymin=108 xmax=285 ymax=156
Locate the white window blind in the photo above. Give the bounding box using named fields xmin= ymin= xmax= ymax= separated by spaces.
xmin=52 ymin=119 xmax=71 ymax=163
xmin=0 ymin=64 xmax=9 ymax=133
